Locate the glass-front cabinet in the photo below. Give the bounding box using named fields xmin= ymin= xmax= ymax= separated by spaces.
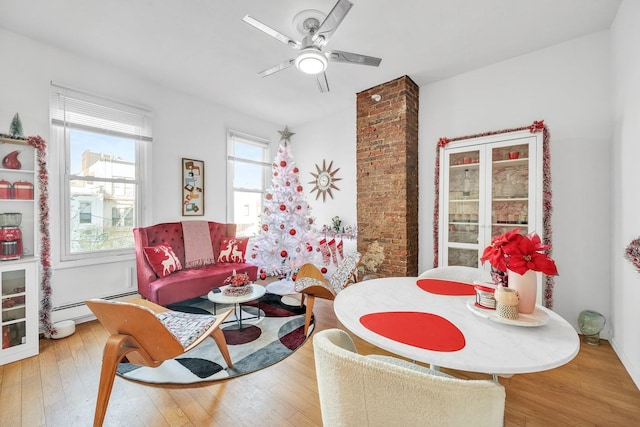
xmin=1 ymin=260 xmax=37 ymax=364
xmin=0 ymin=136 xmax=40 ymax=365
xmin=439 ymin=130 xmax=543 ymax=270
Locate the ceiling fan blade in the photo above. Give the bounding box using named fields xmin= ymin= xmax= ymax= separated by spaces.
xmin=313 ymin=0 xmax=353 ymax=46
xmin=242 ymin=15 xmax=302 ymax=49
xmin=329 ymin=50 xmax=382 ymax=67
xmin=316 ymin=72 xmax=330 ymax=93
xmin=258 ymin=59 xmax=295 ymax=77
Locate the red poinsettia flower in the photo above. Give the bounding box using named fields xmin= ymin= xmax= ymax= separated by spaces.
xmin=481 ymin=229 xmax=558 ymax=276
xmin=480 ymin=228 xmax=522 ymax=272
xmin=502 ymin=232 xmax=558 ymax=276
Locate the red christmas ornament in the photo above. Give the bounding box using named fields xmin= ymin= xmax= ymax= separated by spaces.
xmin=307 ymin=245 xmax=313 ymax=252
xmin=292 ymin=274 xmax=297 ymax=281
xmin=296 ymin=185 xmax=303 ymax=192
xmin=296 ymin=205 xmax=301 ymax=210
xmin=280 ymin=224 xmax=285 ymax=229
xmin=293 ymin=167 xmax=299 ymax=173
xmin=279 ymin=204 xmax=286 ymax=211
xmin=280 ymin=160 xmax=287 ymax=167
xmin=262 ymin=224 xmax=268 ymax=231
xmin=289 ymin=229 xmax=296 ymax=235
xmin=260 ymin=272 xmax=267 ymax=280
xmin=280 ymin=250 xmax=288 ymax=258
xmin=285 ymin=181 xmax=291 ymax=186
xmin=251 ymin=253 xmax=257 ymax=259
xmin=274 ymin=172 xmax=279 ymax=177
xmin=266 ymin=193 xmax=273 ymax=200
xmin=321 ymin=267 xmax=328 ymax=274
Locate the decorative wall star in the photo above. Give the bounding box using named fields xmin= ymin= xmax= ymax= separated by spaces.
xmin=278 ymin=126 xmax=295 ymax=144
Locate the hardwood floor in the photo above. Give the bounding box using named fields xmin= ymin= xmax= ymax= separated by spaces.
xmin=1 ymin=296 xmax=639 ymax=426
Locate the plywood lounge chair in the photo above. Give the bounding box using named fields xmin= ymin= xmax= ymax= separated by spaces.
xmin=85 ymin=298 xmax=233 ymax=427
xmin=294 ymin=252 xmax=361 ymax=335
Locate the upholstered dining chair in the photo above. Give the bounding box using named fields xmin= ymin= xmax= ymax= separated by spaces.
xmin=294 ymin=252 xmax=361 ymax=335
xmin=418 ymin=265 xmax=492 ymax=284
xmin=85 ymin=298 xmax=233 ymax=427
xmin=313 ymin=328 xmax=506 ymax=427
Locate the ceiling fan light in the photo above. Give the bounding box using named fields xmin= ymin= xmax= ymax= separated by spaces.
xmin=295 ymin=48 xmax=327 ymax=74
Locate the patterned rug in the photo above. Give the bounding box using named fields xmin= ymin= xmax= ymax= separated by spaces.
xmin=116 ymin=292 xmax=312 ymax=384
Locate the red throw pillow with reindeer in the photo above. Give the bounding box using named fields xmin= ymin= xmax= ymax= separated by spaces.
xmin=143 ymin=242 xmax=183 ymax=278
xmin=218 ymin=237 xmax=249 ymax=263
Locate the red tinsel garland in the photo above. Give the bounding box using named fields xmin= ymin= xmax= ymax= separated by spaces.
xmin=433 ymin=121 xmax=555 ymax=308
xmin=27 ymin=136 xmax=55 ymax=337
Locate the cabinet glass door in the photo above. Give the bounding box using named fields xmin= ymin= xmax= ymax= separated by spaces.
xmin=1 ymin=269 xmax=27 ymax=350
xmin=447 ymin=149 xmax=480 ymax=267
xmin=490 ymin=143 xmax=530 ymax=238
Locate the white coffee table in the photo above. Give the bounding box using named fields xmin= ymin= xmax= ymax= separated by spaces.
xmin=207 ymin=284 xmax=266 ymax=329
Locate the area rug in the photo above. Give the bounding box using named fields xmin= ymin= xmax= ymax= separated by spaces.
xmin=116 ymin=292 xmax=312 ymax=384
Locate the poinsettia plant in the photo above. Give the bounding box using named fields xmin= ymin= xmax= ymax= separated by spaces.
xmin=224 ymin=269 xmax=251 ymax=287
xmin=480 ymin=228 xmax=558 ymax=276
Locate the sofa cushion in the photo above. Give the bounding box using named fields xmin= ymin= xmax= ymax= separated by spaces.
xmin=143 ymin=242 xmax=183 ymax=278
xmin=148 ymin=263 xmax=259 ymax=305
xmin=218 ymin=237 xmax=249 ymax=263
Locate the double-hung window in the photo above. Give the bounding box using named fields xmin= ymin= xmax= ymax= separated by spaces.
xmin=50 ymin=83 xmax=151 ymax=260
xmin=227 ymin=131 xmax=271 ymax=237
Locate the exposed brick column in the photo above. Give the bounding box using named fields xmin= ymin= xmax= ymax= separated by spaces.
xmin=356 ymin=76 xmax=419 ymax=277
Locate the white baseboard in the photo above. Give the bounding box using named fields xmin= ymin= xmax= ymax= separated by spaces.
xmin=610 ymin=337 xmax=640 ymax=390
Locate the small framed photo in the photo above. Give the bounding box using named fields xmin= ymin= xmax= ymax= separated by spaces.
xmin=182 ymin=158 xmax=204 ymax=216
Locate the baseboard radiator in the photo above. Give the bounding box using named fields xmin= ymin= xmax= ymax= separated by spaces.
xmin=50 ymin=291 xmax=139 ymax=325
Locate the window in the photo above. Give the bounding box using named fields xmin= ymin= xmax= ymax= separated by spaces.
xmin=227 ymin=131 xmax=271 ymax=237
xmin=50 ymin=83 xmax=151 ymax=260
xmin=79 ymin=202 xmax=92 ymax=224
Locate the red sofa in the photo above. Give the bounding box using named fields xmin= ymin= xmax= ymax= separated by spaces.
xmin=133 ymin=221 xmax=258 ymax=306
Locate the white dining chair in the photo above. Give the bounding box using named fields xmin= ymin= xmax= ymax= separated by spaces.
xmin=313 ymin=328 xmax=506 ymax=427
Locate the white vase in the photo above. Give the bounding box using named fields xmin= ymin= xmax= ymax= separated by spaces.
xmin=508 ymin=269 xmax=537 ymax=314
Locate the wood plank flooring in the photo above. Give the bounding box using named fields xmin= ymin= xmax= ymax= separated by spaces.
xmin=1 ymin=294 xmax=639 ymax=426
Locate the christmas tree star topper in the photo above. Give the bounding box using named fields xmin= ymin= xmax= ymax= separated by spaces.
xmin=278 ymin=126 xmax=295 ymax=144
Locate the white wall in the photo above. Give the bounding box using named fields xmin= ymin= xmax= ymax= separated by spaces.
xmin=293 ymin=103 xmax=358 ymax=233
xmin=610 ymin=0 xmax=640 ymax=388
xmin=0 ymin=28 xmax=281 ymax=320
xmin=419 ymin=32 xmax=613 ymax=337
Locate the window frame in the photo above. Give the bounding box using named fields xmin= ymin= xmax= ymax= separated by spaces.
xmin=51 ymin=83 xmax=152 ymax=263
xmin=226 ymin=130 xmax=271 ymax=238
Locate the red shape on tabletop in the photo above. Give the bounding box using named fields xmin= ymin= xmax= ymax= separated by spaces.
xmin=417 ymin=278 xmax=476 ymax=296
xmin=360 ymin=311 xmax=465 ymax=352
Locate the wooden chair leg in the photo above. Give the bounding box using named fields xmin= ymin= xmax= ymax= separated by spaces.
xmin=211 ymin=328 xmax=233 ymax=369
xmin=304 ymin=294 xmax=315 ymax=336
xmin=94 ymin=335 xmax=137 ymax=427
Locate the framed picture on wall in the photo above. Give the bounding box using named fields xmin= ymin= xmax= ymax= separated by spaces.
xmin=182 ymin=158 xmax=204 ymax=216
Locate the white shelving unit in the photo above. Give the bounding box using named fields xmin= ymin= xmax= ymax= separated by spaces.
xmin=438 ymin=130 xmax=544 ymax=299
xmin=0 ymin=136 xmax=39 ymax=365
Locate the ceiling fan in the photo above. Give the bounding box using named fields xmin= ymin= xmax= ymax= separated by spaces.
xmin=242 ymin=0 xmax=382 ymax=93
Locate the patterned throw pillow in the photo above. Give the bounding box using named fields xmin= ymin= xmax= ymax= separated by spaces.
xmin=143 ymin=242 xmax=183 ymax=278
xmin=218 ymin=237 xmax=249 ymax=263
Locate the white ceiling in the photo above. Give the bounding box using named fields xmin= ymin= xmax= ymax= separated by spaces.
xmin=0 ymin=0 xmax=621 ymax=126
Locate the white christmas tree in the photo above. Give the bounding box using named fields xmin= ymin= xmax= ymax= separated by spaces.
xmin=250 ymin=128 xmax=318 ymax=282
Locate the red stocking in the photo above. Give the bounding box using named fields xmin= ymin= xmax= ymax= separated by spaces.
xmin=319 ymin=238 xmax=331 ymax=265
xmin=328 ymin=239 xmax=338 ymax=267
xmin=337 ymin=238 xmax=344 ymax=260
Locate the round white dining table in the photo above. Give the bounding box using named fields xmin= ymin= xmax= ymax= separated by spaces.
xmin=333 ymin=276 xmax=580 ymax=375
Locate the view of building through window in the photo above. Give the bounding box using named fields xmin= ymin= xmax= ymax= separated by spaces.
xmin=68 ymin=129 xmax=137 ymax=254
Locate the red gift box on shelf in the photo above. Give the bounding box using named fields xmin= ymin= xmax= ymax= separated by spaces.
xmin=13 ymin=181 xmax=33 ymax=200
xmin=0 ymin=180 xmax=11 ymax=199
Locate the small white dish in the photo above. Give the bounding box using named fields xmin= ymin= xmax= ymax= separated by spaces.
xmin=51 ymin=320 xmax=76 ymax=339
xmin=466 ymin=299 xmax=549 ymax=327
